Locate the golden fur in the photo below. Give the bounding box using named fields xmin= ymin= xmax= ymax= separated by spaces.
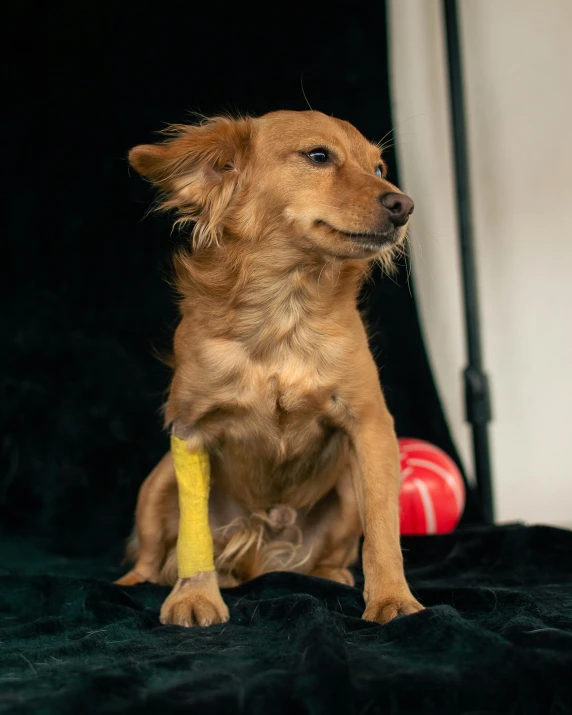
xmin=116 ymin=110 xmax=423 ymax=627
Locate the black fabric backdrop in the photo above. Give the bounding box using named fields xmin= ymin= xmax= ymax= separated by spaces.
xmin=4 ymin=2 xmax=572 ymax=714
xmin=2 ymin=0 xmax=477 ymax=552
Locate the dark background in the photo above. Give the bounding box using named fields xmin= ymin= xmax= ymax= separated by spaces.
xmin=2 ymin=0 xmax=477 ymax=558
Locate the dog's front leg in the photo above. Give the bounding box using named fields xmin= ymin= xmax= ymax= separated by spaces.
xmin=350 ymin=395 xmax=424 ymax=625
xmin=159 ymin=429 xmax=229 ymax=627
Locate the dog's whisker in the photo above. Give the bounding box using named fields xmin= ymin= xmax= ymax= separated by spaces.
xmin=300 ymin=73 xmax=313 ymax=111
xmin=317 ymin=260 xmax=328 ymax=298
xmin=375 ymin=127 xmax=397 ymax=150
xmin=378 ymin=140 xmax=395 ymax=154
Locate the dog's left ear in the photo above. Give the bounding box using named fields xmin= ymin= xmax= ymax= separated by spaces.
xmin=129 ymin=116 xmax=252 ymax=250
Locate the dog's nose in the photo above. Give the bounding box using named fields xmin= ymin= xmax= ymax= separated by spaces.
xmin=380 ymin=192 xmax=414 ymax=227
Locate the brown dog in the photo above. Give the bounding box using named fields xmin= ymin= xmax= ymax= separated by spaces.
xmin=117 ymin=110 xmax=423 ymax=628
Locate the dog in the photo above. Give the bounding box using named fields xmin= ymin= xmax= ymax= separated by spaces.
xmin=116 ymin=110 xmax=423 ymax=628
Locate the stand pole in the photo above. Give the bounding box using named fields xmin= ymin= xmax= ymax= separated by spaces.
xmin=443 ymin=0 xmax=494 ymax=523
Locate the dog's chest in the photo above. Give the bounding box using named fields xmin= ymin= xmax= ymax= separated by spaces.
xmin=215 ymin=362 xmax=348 ymax=508
xmin=203 ymin=337 xmax=344 ymax=415
xmin=253 ymin=350 xmax=345 ymax=426
xmin=198 ymin=340 xmax=352 ymax=509
xmin=194 ymin=337 xmax=351 ymax=446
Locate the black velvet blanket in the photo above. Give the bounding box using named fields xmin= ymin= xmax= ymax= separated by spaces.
xmin=1 ymin=524 xmax=571 ymax=714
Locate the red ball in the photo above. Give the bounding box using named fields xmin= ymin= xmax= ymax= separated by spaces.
xmin=398 ymin=438 xmax=465 ymax=535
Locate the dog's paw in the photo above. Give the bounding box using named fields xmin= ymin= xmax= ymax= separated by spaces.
xmin=362 ymin=593 xmax=424 ymax=625
xmin=159 ymin=573 xmax=230 ymax=627
xmin=115 ymin=569 xmax=153 ymax=586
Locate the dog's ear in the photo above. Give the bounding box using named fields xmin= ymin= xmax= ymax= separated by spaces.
xmin=129 ymin=116 xmax=252 ymax=250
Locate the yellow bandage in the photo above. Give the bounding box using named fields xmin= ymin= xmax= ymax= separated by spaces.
xmin=171 ymin=435 xmax=215 ymax=578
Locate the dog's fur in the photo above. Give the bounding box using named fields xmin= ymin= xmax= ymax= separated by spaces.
xmin=116 ymin=110 xmax=423 ymax=627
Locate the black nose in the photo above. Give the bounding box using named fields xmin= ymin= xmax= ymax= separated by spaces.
xmin=380 ymin=192 xmax=414 ymax=227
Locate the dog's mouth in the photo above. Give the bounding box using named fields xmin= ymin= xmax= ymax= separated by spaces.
xmin=315 ymin=220 xmax=397 ymax=250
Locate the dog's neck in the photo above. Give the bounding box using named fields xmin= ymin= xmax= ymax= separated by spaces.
xmin=175 ymin=233 xmax=371 ymax=355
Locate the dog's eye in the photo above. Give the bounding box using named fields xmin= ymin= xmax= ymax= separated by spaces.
xmin=376 ymin=165 xmax=384 ymax=178
xmin=307 ymin=149 xmax=330 ymax=164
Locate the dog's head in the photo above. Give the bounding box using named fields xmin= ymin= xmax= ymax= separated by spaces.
xmin=129 ymin=110 xmax=413 ymax=259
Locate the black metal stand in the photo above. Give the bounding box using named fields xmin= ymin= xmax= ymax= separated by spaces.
xmin=442 ymin=0 xmax=494 ymax=523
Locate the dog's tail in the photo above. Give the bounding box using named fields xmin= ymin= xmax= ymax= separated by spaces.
xmin=158 ymin=505 xmax=311 ymax=587
xmin=215 ymin=506 xmax=310 ymax=579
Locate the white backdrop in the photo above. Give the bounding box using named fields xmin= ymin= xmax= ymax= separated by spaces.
xmin=387 ymin=0 xmax=572 ymax=526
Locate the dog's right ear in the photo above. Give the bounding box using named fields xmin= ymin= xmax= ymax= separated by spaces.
xmin=129 ymin=116 xmax=252 ymax=250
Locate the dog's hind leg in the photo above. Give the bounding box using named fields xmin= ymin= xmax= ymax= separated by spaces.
xmin=252 ymin=464 xmax=362 ymax=586
xmin=115 ymin=451 xmax=178 ymax=586
xmin=306 ymin=466 xmax=362 ymax=587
